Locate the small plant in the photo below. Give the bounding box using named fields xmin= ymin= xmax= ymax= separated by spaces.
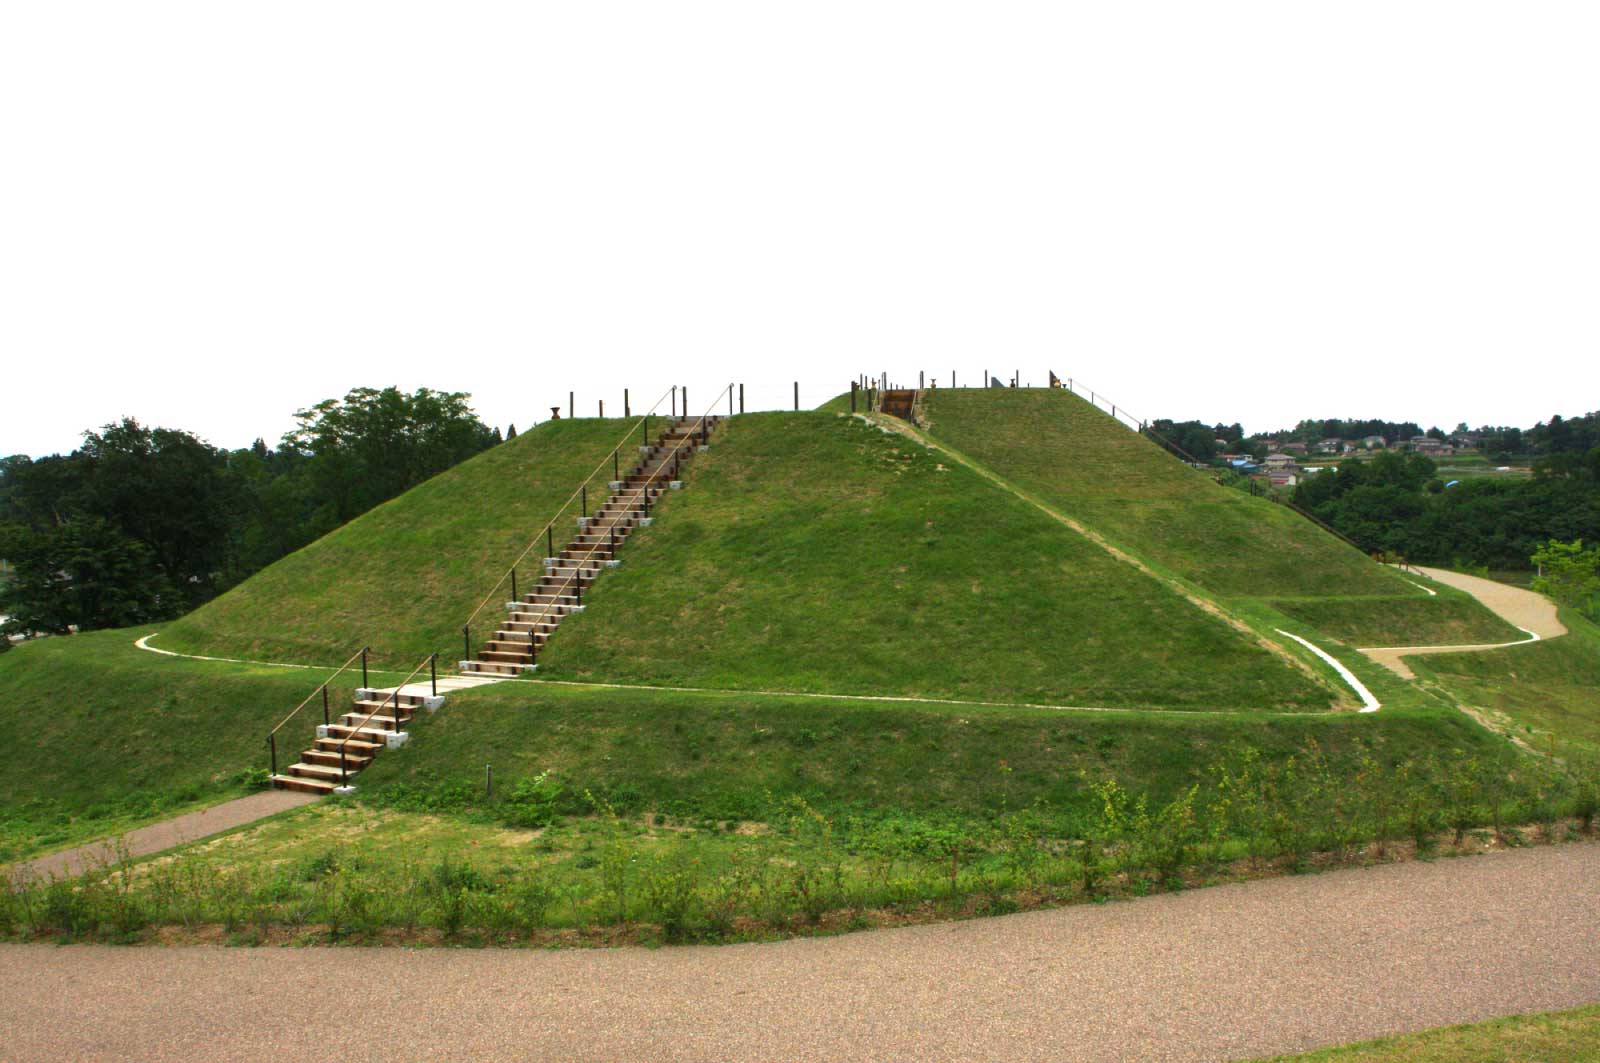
xmin=640 ymin=854 xmax=701 ymax=940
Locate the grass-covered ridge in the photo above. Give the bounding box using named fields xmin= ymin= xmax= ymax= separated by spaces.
xmin=0 ymin=631 xmax=326 ymax=862
xmin=1268 ymin=590 xmax=1523 ymax=647
xmin=1416 ymin=608 xmax=1600 ymax=752
xmin=536 ymin=412 xmax=1334 ymax=711
xmin=159 ymin=418 xmax=635 ymax=668
xmin=918 ymin=389 xmax=1518 ymax=647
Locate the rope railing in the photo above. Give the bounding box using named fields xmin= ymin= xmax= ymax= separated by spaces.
xmin=497 ymin=384 xmax=733 ymax=667
xmin=332 ymin=651 xmax=439 ymax=784
xmin=266 ymin=645 xmax=369 ymax=778
xmin=458 ymin=385 xmax=678 ymax=642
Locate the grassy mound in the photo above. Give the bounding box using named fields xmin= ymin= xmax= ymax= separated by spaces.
xmin=358 ymin=679 xmax=1505 ymax=823
xmin=921 ymin=389 xmax=1405 ymax=598
xmin=160 ymin=418 xmax=636 ymax=668
xmin=1268 ymin=591 xmax=1523 ymax=647
xmin=535 ymin=413 xmax=1334 ymax=711
xmin=918 ymin=389 xmax=1518 ymax=647
xmin=0 ymin=631 xmax=327 ymax=862
xmin=1415 ymin=610 xmax=1600 ymax=751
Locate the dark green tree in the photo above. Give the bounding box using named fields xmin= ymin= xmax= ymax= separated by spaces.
xmin=0 ymin=517 xmax=175 ymax=633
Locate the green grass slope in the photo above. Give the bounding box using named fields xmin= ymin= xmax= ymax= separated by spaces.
xmin=1414 ymin=609 xmax=1600 ymax=751
xmin=919 ymin=389 xmax=1514 ymax=647
xmin=160 ymin=418 xmax=637 ymax=668
xmin=0 ymin=631 xmax=329 ymax=862
xmin=536 ymin=413 xmax=1333 ymax=711
xmin=357 ymin=679 xmax=1507 ymax=824
xmin=1269 ymin=590 xmax=1522 ymax=647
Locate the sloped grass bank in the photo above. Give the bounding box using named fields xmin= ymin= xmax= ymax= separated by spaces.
xmin=8 ymin=678 xmax=1591 ymax=947
xmin=920 ymin=389 xmax=1411 ymax=601
xmin=1269 ymin=591 xmax=1523 ymax=647
xmin=0 ymin=632 xmax=325 ymax=863
xmin=160 ymin=418 xmax=635 ymax=668
xmin=359 ymin=680 xmax=1511 ymax=823
xmin=1415 ymin=610 xmax=1600 ymax=751
xmin=537 ymin=413 xmax=1333 ymax=711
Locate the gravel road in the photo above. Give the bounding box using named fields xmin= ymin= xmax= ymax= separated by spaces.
xmin=3 ymin=842 xmax=1596 ymax=1063
xmin=1361 ymin=565 xmax=1568 ymax=678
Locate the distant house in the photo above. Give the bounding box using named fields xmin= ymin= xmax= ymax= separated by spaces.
xmin=1410 ymin=436 xmax=1455 ymax=457
xmin=1281 ymin=441 xmax=1309 ymax=455
xmin=1361 ymin=435 xmax=1387 ymax=449
xmin=1263 ymin=452 xmax=1301 ymax=485
xmin=1451 ymin=432 xmax=1482 ymax=449
xmin=1315 ymin=437 xmax=1344 ymax=454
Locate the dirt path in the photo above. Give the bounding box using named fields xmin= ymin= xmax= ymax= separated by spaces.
xmin=3 ymin=790 xmax=318 ymax=882
xmin=1360 ymin=565 xmax=1568 ymax=678
xmin=2 ymin=843 xmax=1596 ymax=1063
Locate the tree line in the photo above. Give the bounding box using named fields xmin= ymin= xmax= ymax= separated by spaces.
xmin=1292 ymin=449 xmax=1600 ymax=573
xmin=1 ymin=387 xmax=502 ymax=640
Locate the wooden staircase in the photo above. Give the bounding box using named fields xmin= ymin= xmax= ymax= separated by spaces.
xmin=461 ymin=416 xmax=720 ymax=677
xmin=271 ymin=687 xmax=436 ymax=794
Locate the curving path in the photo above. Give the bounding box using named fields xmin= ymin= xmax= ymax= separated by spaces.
xmin=2 ymin=790 xmax=317 ymax=883
xmin=2 ymin=842 xmax=1597 ymax=1063
xmin=1360 ymin=566 xmax=1568 ymax=679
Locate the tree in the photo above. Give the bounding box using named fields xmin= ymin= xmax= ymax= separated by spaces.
xmin=1531 ymin=539 xmax=1600 ymax=613
xmin=0 ymin=517 xmax=175 ymax=633
xmin=284 ymin=386 xmax=496 ymax=524
xmin=506 ymin=424 xmax=518 ymax=441
xmin=78 ymin=419 xmax=239 ymax=605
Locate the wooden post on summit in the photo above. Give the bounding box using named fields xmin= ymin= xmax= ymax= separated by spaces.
xmin=919 ymin=370 xmax=924 ymax=389
xmin=794 ymin=381 xmax=799 ymax=411
xmin=851 ymin=380 xmax=858 ymax=412
xmin=671 ymin=386 xmax=677 ymax=418
xmin=624 ymin=388 xmax=630 ymax=417
xmin=739 ymin=383 xmax=744 ymax=414
xmin=569 ymin=392 xmax=574 ymax=418
xmin=600 ymin=399 xmax=604 ymax=418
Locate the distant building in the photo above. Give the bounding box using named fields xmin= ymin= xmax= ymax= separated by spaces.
xmin=1410 ymin=436 xmax=1455 ymax=457
xmin=1281 ymin=441 xmax=1309 ymax=455
xmin=1263 ymin=452 xmax=1301 ymax=485
xmin=1315 ymin=438 xmax=1344 ymax=454
xmin=1361 ymin=435 xmax=1387 ymax=449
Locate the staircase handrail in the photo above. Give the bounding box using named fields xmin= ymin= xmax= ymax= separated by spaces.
xmin=332 ymin=651 xmax=439 ymax=784
xmin=265 ymin=645 xmax=370 ymax=778
xmin=459 ymin=385 xmax=678 ymax=638
xmin=503 ymin=384 xmax=734 ymax=661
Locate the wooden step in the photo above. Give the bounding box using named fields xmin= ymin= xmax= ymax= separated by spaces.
xmin=272 ymin=774 xmax=336 ymax=794
xmin=290 ymin=762 xmax=352 ymax=781
xmin=301 ymin=748 xmax=373 ymax=769
xmin=314 ymin=736 xmax=383 ymax=755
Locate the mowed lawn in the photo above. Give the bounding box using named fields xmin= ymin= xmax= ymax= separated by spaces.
xmin=536 ymin=412 xmax=1336 ymax=711
xmin=919 ymin=389 xmax=1521 ymax=648
xmin=160 ymin=418 xmax=640 ymax=669
xmin=0 ymin=631 xmax=336 ymax=862
xmin=1256 ymin=1004 xmax=1600 ymax=1062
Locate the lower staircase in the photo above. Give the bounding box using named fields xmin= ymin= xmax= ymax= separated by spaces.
xmin=271 ymin=686 xmax=439 ymax=794
xmin=461 ymin=415 xmax=720 ymax=677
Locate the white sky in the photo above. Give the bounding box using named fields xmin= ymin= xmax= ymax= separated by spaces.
xmin=3 ymin=2 xmax=1597 ymax=457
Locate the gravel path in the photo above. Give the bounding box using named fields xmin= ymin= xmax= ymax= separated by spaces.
xmin=3 ymin=842 xmax=1596 ymax=1063
xmin=3 ymin=790 xmax=317 ymax=882
xmin=1360 ymin=565 xmax=1568 ymax=678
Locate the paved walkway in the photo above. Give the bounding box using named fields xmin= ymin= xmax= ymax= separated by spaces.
xmin=3 ymin=790 xmax=318 ymax=882
xmin=1360 ymin=566 xmax=1568 ymax=678
xmin=2 ymin=842 xmax=1596 ymax=1062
